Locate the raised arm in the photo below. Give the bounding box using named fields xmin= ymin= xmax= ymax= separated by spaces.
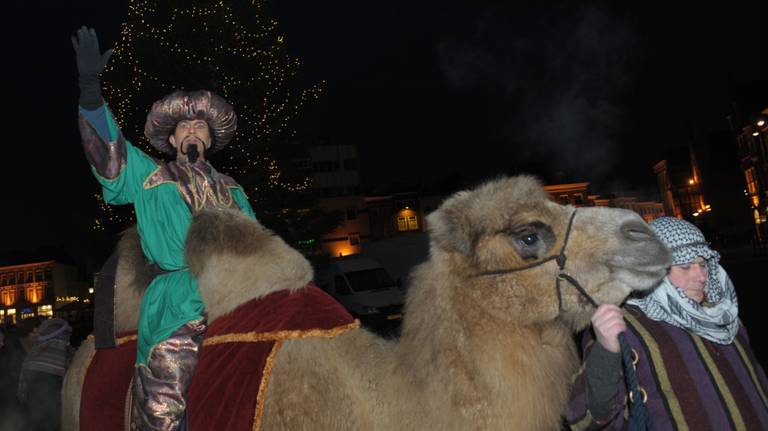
xmin=72 ymin=26 xmax=113 ymax=110
xmin=72 ymin=26 xmax=125 ymax=180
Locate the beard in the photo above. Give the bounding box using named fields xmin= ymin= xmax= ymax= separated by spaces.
xmin=180 ymin=137 xmax=205 ymax=163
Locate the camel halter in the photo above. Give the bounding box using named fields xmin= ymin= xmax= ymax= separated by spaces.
xmin=473 ymin=209 xmax=596 ymax=310
xmin=472 ymin=208 xmax=653 ymax=430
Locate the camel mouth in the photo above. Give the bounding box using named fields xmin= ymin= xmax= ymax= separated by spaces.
xmin=604 ymin=239 xmax=671 ymax=292
xmin=611 ymin=263 xmax=668 ymax=292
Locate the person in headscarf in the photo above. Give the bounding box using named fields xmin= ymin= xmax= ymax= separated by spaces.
xmin=565 ymin=217 xmax=768 ymax=430
xmin=72 ymin=26 xmax=256 ymax=430
xmin=0 ymin=323 xmax=35 ymax=430
xmin=17 ymin=318 xmax=74 ymax=431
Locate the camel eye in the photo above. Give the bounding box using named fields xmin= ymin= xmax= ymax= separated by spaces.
xmin=520 ymin=233 xmax=538 ymax=246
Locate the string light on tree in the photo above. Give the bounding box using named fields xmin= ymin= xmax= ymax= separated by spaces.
xmin=92 ymin=194 xmax=136 ymax=231
xmin=95 ymin=0 xmax=335 ymax=251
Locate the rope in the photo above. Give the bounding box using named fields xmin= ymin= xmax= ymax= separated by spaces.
xmin=619 ymin=333 xmax=653 ymax=430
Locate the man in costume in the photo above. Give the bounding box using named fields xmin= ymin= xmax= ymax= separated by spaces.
xmin=566 ymin=217 xmax=768 ymax=429
xmin=72 ymin=26 xmax=255 ymax=430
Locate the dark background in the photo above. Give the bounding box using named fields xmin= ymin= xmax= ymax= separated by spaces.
xmin=4 ymin=1 xmax=768 ymax=262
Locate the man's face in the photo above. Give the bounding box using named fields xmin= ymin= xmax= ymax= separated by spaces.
xmin=168 ymin=119 xmax=211 ymax=162
xmin=668 ymin=256 xmax=708 ymax=303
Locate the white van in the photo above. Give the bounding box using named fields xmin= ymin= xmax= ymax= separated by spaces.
xmin=316 ymin=256 xmax=404 ymax=325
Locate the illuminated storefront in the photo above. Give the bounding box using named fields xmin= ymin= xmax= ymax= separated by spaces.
xmin=0 ymin=260 xmax=84 ymax=325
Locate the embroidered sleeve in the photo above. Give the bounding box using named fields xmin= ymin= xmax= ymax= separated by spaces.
xmin=79 ymin=105 xmax=126 ymax=180
xmin=79 ymin=104 xmax=159 ymax=205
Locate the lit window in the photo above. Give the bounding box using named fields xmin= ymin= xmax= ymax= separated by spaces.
xmin=397 ymin=217 xmax=408 ymax=232
xmin=407 ymin=216 xmax=419 ymax=231
xmin=1 ymin=289 xmax=16 ymax=306
xmin=37 ymin=305 xmax=53 ymax=318
xmin=26 ymin=286 xmax=43 ymax=304
xmin=745 ymin=167 xmax=758 ymax=196
xmin=6 ymin=308 xmax=15 ymax=325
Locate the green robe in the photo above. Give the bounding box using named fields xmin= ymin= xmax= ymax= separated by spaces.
xmin=82 ymin=106 xmax=255 ymax=365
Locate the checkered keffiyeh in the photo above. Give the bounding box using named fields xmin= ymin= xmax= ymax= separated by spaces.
xmin=627 ymin=217 xmax=739 ymax=344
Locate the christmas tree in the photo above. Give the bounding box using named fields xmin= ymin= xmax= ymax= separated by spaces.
xmin=94 ymin=0 xmax=340 ymax=252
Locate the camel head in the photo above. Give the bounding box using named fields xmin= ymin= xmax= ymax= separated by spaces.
xmin=425 ymin=175 xmax=671 ymax=331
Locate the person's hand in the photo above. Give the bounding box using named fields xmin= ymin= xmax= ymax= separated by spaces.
xmin=71 ymin=26 xmax=113 ymax=77
xmin=591 ymin=304 xmax=625 ymax=353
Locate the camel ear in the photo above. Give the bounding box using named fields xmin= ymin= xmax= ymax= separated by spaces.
xmin=427 ymin=192 xmax=475 ymax=256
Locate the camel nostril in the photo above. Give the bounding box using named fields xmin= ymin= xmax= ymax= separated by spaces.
xmin=621 ymin=221 xmax=654 ymax=242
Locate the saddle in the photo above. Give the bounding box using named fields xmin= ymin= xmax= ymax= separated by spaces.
xmin=80 ymin=284 xmax=358 ymax=431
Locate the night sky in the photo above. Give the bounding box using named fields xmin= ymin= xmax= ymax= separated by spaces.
xmin=3 ymin=0 xmax=767 ymax=264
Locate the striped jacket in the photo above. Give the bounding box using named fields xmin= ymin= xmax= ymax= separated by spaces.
xmin=566 ymin=305 xmax=768 ymax=430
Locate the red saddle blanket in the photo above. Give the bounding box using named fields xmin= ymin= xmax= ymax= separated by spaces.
xmin=80 ymin=284 xmax=358 ymax=431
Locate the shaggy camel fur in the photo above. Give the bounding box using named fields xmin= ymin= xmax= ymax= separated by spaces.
xmin=62 ymin=175 xmax=670 ymax=430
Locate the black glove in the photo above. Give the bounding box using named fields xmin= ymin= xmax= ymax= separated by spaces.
xmin=71 ymin=26 xmax=114 ymax=110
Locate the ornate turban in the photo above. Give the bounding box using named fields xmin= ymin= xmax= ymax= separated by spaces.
xmin=144 ymin=90 xmax=237 ymax=155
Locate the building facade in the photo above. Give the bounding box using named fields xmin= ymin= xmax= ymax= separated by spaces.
xmin=543 ymin=183 xmax=665 ymax=223
xmin=306 ymin=141 xmax=368 ymax=256
xmin=0 ymin=261 xmax=87 ymax=326
xmin=318 ymin=195 xmax=370 ymax=257
xmin=733 ymin=107 xmax=768 ymax=238
xmin=544 ymin=183 xmax=592 ymax=206
xmin=653 ymin=144 xmax=711 ymax=223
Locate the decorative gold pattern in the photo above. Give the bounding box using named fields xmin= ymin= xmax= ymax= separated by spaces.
xmin=117 ymin=334 xmax=138 ymax=345
xmin=130 ymin=318 xmax=206 ymax=431
xmin=177 ymin=162 xmax=234 ymax=211
xmin=142 ymin=161 xmax=237 ymax=213
xmin=252 ymin=340 xmax=283 ymax=431
xmin=142 ymin=165 xmax=173 ymax=190
xmin=203 ymin=320 xmax=360 ymax=347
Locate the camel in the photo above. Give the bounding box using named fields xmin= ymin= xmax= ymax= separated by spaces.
xmin=62 ymin=175 xmax=671 ymax=430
